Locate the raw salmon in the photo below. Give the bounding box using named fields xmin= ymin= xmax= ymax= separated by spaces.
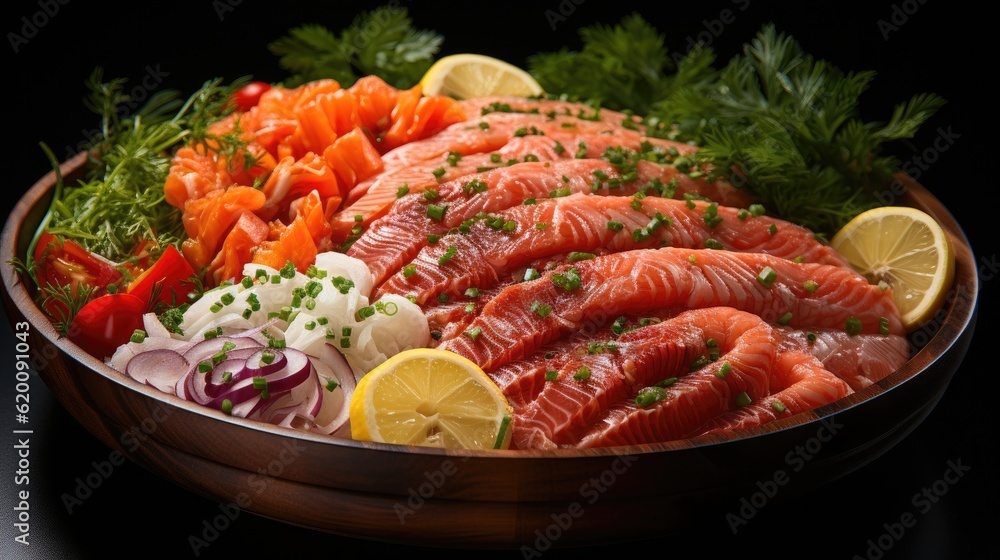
xmin=438 ymin=247 xmax=904 ymax=372
xmin=375 ymin=192 xmax=850 ymax=305
xmin=693 ymin=351 xmax=852 ymax=437
xmin=776 ymin=328 xmax=910 ymax=391
xmin=512 ymin=308 xmax=777 ymax=449
xmin=351 ymin=159 xmax=757 ymax=288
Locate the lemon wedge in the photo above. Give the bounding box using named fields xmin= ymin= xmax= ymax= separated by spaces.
xmin=419 ymin=53 xmax=544 ymax=99
xmin=830 ymin=206 xmax=955 ymax=332
xmin=350 ymin=348 xmax=513 ymax=449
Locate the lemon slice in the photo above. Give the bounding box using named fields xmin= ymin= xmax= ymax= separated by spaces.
xmin=830 ymin=206 xmax=955 ymax=332
xmin=350 ymin=348 xmax=513 ymax=449
xmin=419 ymin=53 xmax=544 ymax=99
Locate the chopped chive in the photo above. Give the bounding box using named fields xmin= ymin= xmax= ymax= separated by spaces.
xmin=464 ymin=326 xmax=482 ymax=340
xmin=769 ymin=223 xmax=778 ymax=236
xmin=846 ymin=317 xmax=863 ymax=336
xmin=715 ymin=361 xmax=732 ymax=378
xmin=551 ymin=268 xmax=582 ymax=291
xmin=656 ymin=377 xmax=678 ymax=388
xmin=523 ymin=198 xmax=537 ymax=205
xmin=465 ymin=287 xmax=481 ymax=298
xmin=634 ymin=386 xmax=667 ymax=407
xmin=574 ymin=366 xmax=591 ymax=381
xmin=396 ymin=184 xmax=410 ymax=198
xmin=803 ymin=280 xmax=819 ymax=292
xmin=523 ymin=268 xmax=540 ymax=281
xmin=545 ymin=370 xmax=558 ymax=381
xmin=772 ymin=401 xmax=787 ymax=413
xmin=736 ymin=392 xmax=752 ymax=407
xmin=567 ymin=252 xmax=595 ymax=262
xmin=325 ymin=378 xmax=339 ymax=392
xmin=130 ymin=329 xmax=146 ymax=344
xmin=427 ymin=204 xmax=447 ymax=221
xmin=756 ymin=266 xmax=777 ymax=287
xmin=607 ymin=220 xmax=624 ymax=232
xmin=464 ymin=302 xmax=475 ymax=313
xmin=530 ymin=300 xmax=552 ymax=317
xmin=880 ymin=316 xmax=890 ymax=336
xmin=704 ymin=238 xmax=724 ymax=250
xmin=777 ymin=312 xmax=793 ymax=325
xmin=221 ymin=399 xmax=233 ymax=414
xmin=403 ymin=264 xmax=417 ymax=278
xmin=749 ymin=204 xmax=766 ymax=217
xmin=437 ymin=293 xmax=450 ymax=303
xmin=438 ymin=245 xmax=457 ymax=265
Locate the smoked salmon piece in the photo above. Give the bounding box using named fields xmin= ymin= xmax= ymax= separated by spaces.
xmin=377 ymin=110 xmax=698 ymax=172
xmin=438 ymin=247 xmax=904 ymax=372
xmin=180 ymin=186 xmax=267 ymax=272
xmin=375 ymin=192 xmax=850 ymax=305
xmin=351 ymin=158 xmax=756 ymax=288
xmin=513 ymin=308 xmax=777 ymax=449
xmin=776 ymin=328 xmax=910 ymax=391
xmin=693 ymin=351 xmax=852 ymax=438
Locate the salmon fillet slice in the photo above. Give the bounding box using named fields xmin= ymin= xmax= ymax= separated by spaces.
xmin=438 ymin=247 xmax=904 ymax=372
xmin=375 ymin=192 xmax=850 ymax=305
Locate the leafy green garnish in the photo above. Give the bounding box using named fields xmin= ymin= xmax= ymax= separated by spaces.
xmin=37 ymin=68 xmax=249 ymax=265
xmin=653 ymin=25 xmax=945 ymax=234
xmin=528 ymin=13 xmax=685 ymax=116
xmin=268 ymin=6 xmax=443 ymax=89
xmin=529 ymin=18 xmax=944 ymax=235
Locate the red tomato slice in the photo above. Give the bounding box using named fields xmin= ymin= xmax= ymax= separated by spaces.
xmin=67 ymin=293 xmax=147 ymax=359
xmin=233 ymin=81 xmax=271 ymax=112
xmin=127 ymin=245 xmax=196 ymax=311
xmin=32 ymin=232 xmax=123 ymax=319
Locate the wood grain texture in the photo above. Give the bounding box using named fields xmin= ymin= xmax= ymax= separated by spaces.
xmin=0 ymin=157 xmax=978 ymax=546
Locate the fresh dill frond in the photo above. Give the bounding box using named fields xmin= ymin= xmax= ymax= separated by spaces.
xmin=38 ymin=69 xmax=249 ymax=264
xmin=529 ymin=13 xmax=714 ymax=117
xmin=651 ymin=24 xmax=946 ymax=235
xmin=269 ymin=6 xmax=442 ymax=88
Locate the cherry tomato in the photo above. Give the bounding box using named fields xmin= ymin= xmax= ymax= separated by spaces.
xmin=67 ymin=293 xmax=147 ymax=359
xmin=32 ymin=233 xmax=123 ymax=319
xmin=127 ymin=245 xmax=197 ymax=311
xmin=232 ymin=81 xmax=271 ymax=112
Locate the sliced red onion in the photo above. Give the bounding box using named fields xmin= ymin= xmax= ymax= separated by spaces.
xmin=108 ymin=337 xmax=195 ymax=372
xmin=182 ymin=336 xmax=265 ymax=366
xmin=124 ymin=349 xmax=190 ymax=395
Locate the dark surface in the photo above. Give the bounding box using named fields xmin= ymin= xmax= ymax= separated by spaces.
xmin=1 ymin=1 xmax=994 ymax=558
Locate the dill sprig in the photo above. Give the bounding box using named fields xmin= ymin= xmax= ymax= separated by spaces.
xmin=268 ymin=5 xmax=443 ymax=88
xmin=528 ymin=13 xmax=684 ymax=116
xmin=657 ymin=24 xmax=946 ymax=234
xmin=38 ymin=68 xmax=249 ymax=265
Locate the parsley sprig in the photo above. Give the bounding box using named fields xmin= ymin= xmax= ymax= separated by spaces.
xmin=33 ymin=68 xmax=250 ymax=265
xmin=528 ymin=17 xmax=945 ymax=235
xmin=268 ymin=6 xmax=443 ymax=89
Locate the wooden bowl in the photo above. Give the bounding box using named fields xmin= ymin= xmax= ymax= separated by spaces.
xmin=1 ymin=152 xmax=978 ymax=548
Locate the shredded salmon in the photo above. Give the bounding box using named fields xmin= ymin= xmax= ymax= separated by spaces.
xmin=164 ymin=76 xmax=467 ymax=286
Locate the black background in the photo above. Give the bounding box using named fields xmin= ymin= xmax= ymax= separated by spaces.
xmin=1 ymin=1 xmax=995 ymax=558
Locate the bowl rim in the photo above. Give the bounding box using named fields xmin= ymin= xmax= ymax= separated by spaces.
xmin=1 ymin=151 xmax=981 ymax=460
